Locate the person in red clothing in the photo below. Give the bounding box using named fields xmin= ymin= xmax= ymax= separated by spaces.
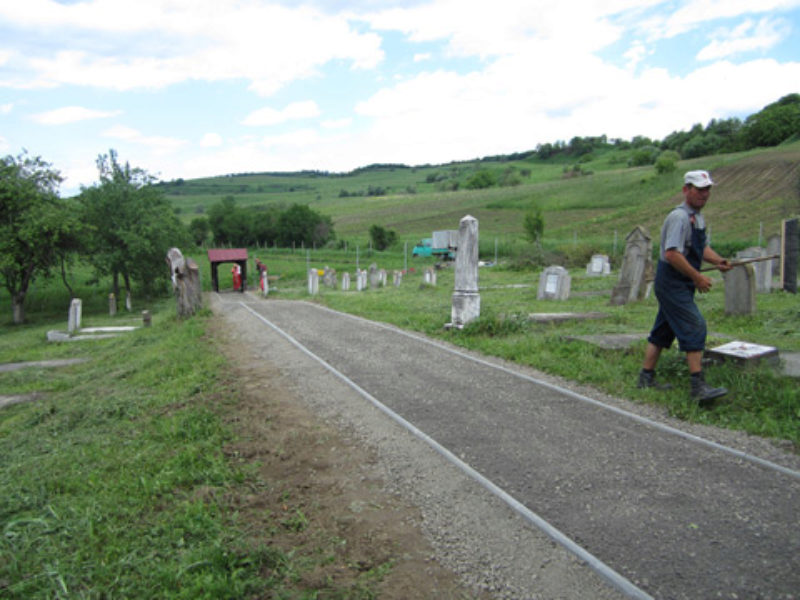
xmin=231 ymin=264 xmax=242 ymax=291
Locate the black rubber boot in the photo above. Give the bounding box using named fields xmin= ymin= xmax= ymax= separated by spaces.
xmin=690 ymin=371 xmax=727 ymax=406
xmin=637 ymin=369 xmax=673 ymax=390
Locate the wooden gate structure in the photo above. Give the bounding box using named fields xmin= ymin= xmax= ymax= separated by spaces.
xmin=208 ymin=248 xmax=248 ymax=293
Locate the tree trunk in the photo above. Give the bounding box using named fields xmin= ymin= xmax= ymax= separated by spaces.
xmin=12 ymin=293 xmax=25 ymax=324
xmin=60 ymin=255 xmax=75 ymax=299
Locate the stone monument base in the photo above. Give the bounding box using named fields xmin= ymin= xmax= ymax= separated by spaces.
xmin=447 ymin=291 xmax=480 ymax=329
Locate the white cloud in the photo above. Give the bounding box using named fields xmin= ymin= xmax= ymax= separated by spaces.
xmin=697 ymin=17 xmax=789 ymax=60
xmin=0 ymin=103 xmax=13 ymax=115
xmin=31 ymin=105 xmax=121 ymax=125
xmin=413 ymin=52 xmax=431 ymax=62
xmin=646 ymin=0 xmax=800 ymax=40
xmin=322 ymin=117 xmax=352 ymax=129
xmin=102 ymin=124 xmax=186 ymax=155
xmin=200 ymin=132 xmax=223 ymax=147
xmin=1 ymin=1 xmax=384 ymax=94
xmin=242 ymin=101 xmax=321 ymax=127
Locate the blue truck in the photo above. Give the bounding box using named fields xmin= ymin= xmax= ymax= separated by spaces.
xmin=412 ymin=230 xmax=458 ymax=260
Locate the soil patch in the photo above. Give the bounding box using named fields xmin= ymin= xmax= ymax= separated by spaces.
xmin=206 ymin=316 xmax=489 ymax=599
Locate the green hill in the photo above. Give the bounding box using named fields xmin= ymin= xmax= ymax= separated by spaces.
xmin=162 ymin=141 xmax=800 ymax=253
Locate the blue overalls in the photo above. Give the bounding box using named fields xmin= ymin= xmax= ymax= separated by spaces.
xmin=647 ymin=207 xmax=708 ymax=352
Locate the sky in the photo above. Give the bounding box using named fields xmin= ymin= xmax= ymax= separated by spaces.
xmin=1 ymin=0 xmax=799 ymax=197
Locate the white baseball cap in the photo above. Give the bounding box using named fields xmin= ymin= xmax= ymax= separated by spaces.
xmin=684 ymin=170 xmax=714 ymax=188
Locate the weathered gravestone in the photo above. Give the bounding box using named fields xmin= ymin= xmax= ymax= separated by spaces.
xmin=166 ymin=247 xmax=202 ymax=318
xmin=767 ymin=234 xmax=781 ymax=273
xmin=260 ymin=270 xmax=269 ymax=297
xmin=322 ymin=266 xmax=337 ymax=289
xmin=393 ymin=270 xmax=403 ymax=287
xmin=781 ymin=218 xmax=798 ymax=293
xmin=307 ymin=269 xmax=319 ymax=295
xmin=610 ymin=226 xmax=652 ymax=305
xmin=356 ymin=269 xmax=367 ymax=291
xmin=735 ymin=247 xmax=771 ymax=292
xmin=424 ymin=267 xmax=437 ymax=286
xmin=341 ymin=272 xmax=351 ymax=291
xmin=586 ymin=254 xmax=611 ymax=276
xmin=448 ymin=215 xmax=480 ymax=329
xmin=68 ymin=298 xmax=82 ymax=334
xmin=537 ymin=266 xmax=571 ymax=300
xmin=724 ymin=263 xmax=756 ymax=315
xmin=369 ymin=263 xmax=381 ymax=289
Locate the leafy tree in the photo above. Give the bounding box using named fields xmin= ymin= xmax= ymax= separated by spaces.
xmin=207 ymin=196 xmax=251 ymax=245
xmin=654 ymin=150 xmax=681 ymax=174
xmin=277 ymin=204 xmax=334 ymax=247
xmin=369 ymin=224 xmax=397 ymax=251
xmin=0 ymin=151 xmax=82 ymax=323
xmin=78 ymin=149 xmax=189 ymax=299
xmin=628 ymin=145 xmax=660 ymax=167
xmin=742 ymin=93 xmax=800 ymax=148
xmin=523 ymin=204 xmax=544 ymax=248
xmin=465 ymin=169 xmax=497 ymax=189
xmin=188 ymin=216 xmax=210 ymax=246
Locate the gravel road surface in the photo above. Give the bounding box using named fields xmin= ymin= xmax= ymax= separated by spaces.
xmin=212 ymin=293 xmax=800 ymax=600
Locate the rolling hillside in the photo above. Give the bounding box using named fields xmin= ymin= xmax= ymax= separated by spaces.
xmin=162 ymin=142 xmax=800 ymax=252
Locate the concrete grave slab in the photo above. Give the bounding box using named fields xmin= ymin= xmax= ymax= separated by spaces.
xmin=706 ymin=341 xmax=779 ymax=368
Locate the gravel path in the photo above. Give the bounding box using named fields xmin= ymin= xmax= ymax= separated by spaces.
xmin=212 ymin=293 xmax=800 ymax=600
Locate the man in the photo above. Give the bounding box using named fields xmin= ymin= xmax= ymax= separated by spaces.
xmin=638 ymin=170 xmax=731 ymax=405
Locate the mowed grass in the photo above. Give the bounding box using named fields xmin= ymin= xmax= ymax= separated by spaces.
xmin=0 ymin=294 xmax=392 ymax=599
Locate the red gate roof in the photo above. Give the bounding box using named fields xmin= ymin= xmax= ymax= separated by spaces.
xmin=207 ymin=248 xmax=248 ymax=263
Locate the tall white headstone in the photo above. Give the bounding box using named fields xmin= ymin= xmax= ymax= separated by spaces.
xmin=307 ymin=269 xmax=319 ymax=295
xmin=448 ymin=215 xmax=480 ymax=328
xmin=68 ymin=298 xmax=82 ymax=334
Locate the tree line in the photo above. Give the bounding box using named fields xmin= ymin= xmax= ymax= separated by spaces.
xmin=1 ymin=149 xmax=336 ymax=324
xmin=530 ymin=93 xmax=800 ymax=165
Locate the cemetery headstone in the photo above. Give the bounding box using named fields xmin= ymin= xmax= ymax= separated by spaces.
xmin=142 ymin=310 xmax=152 ymax=327
xmin=261 ymin=270 xmax=269 ymax=297
xmin=735 ymin=247 xmax=771 ymax=292
xmin=125 ymin=291 xmax=132 ymax=311
xmin=68 ymin=298 xmax=82 ymax=334
xmin=723 ymin=263 xmax=756 ymax=315
xmin=448 ymin=215 xmax=480 ymax=328
xmin=307 ymin=268 xmax=319 ymax=295
xmin=322 ymin=266 xmax=337 ymax=288
xmin=767 ymin=234 xmax=781 ymax=273
xmin=393 ymin=270 xmax=403 ymax=287
xmin=537 ymin=266 xmax=571 ymax=300
xmin=341 ymin=272 xmax=351 ymax=291
xmin=586 ymin=254 xmax=611 ymax=276
xmin=369 ymin=263 xmax=380 ymax=289
xmin=379 ymin=269 xmax=388 ymax=287
xmin=424 ymin=267 xmax=437 ymax=286
xmin=610 ymin=226 xmax=652 ymax=305
xmin=781 ymin=218 xmax=798 ymax=293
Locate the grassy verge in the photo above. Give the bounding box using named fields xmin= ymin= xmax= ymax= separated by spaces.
xmin=0 ymin=301 xmax=387 ymax=598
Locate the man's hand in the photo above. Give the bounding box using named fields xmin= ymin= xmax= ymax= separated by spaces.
xmin=716 ymin=259 xmax=732 ymax=272
xmin=693 ymin=272 xmax=714 ymax=293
